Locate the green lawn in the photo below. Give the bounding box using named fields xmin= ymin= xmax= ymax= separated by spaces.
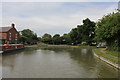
xmin=93 ymin=48 xmax=119 ymax=64
xmin=106 ymin=50 xmax=119 ymax=57
xmin=38 ymin=44 xmax=95 ymax=49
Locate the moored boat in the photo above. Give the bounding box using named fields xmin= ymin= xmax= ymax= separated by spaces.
xmin=0 ymin=44 xmax=25 ymax=53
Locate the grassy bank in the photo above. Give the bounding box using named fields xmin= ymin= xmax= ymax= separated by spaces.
xmin=25 ymin=44 xmax=95 ymax=49
xmin=93 ymin=48 xmax=119 ymax=64
xmin=26 ymin=45 xmax=38 ymax=47
xmin=38 ymin=44 xmax=95 ymax=49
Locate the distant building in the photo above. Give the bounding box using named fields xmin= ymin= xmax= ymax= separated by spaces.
xmin=0 ymin=24 xmax=19 ymax=44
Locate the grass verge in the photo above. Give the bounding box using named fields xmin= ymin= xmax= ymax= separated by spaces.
xmin=93 ymin=48 xmax=119 ymax=64
xmin=38 ymin=44 xmax=95 ymax=49
xmin=105 ymin=50 xmax=119 ymax=57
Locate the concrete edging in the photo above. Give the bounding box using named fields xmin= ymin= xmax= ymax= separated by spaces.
xmin=92 ymin=50 xmax=120 ymax=69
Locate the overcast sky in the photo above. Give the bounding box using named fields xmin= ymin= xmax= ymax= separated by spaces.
xmin=1 ymin=2 xmax=118 ymax=37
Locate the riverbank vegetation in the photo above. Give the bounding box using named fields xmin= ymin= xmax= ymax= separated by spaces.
xmin=40 ymin=11 xmax=120 ymax=52
xmin=93 ymin=48 xmax=119 ymax=64
xmin=40 ymin=18 xmax=96 ymax=46
xmin=25 ymin=44 xmax=95 ymax=49
xmin=95 ymin=12 xmax=120 ymax=51
xmin=19 ymin=10 xmax=120 ymax=53
xmin=18 ymin=10 xmax=120 ymax=67
xmin=19 ymin=29 xmax=39 ymax=44
xmin=38 ymin=44 xmax=95 ymax=49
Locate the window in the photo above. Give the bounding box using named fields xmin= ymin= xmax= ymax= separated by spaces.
xmin=16 ymin=34 xmax=17 ymax=38
xmin=9 ymin=38 xmax=11 ymax=40
xmin=9 ymin=33 xmax=11 ymax=37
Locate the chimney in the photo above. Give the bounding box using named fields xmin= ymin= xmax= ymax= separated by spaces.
xmin=11 ymin=23 xmax=15 ymax=28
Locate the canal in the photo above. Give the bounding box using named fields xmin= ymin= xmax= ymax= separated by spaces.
xmin=1 ymin=47 xmax=119 ymax=78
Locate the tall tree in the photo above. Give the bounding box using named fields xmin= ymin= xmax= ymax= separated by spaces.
xmin=77 ymin=25 xmax=84 ymax=44
xmin=61 ymin=33 xmax=72 ymax=45
xmin=19 ymin=29 xmax=38 ymax=44
xmin=52 ymin=34 xmax=62 ymax=45
xmin=69 ymin=18 xmax=96 ymax=45
xmin=41 ymin=33 xmax=52 ymax=44
xmin=95 ymin=12 xmax=120 ymax=51
xmin=82 ymin=18 xmax=96 ymax=45
xmin=69 ymin=28 xmax=78 ymax=45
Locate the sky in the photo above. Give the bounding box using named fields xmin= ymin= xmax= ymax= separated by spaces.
xmin=1 ymin=1 xmax=119 ymax=37
xmin=1 ymin=0 xmax=119 ymax=2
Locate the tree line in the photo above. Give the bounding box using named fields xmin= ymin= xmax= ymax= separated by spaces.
xmin=40 ymin=18 xmax=96 ymax=46
xmin=19 ymin=11 xmax=120 ymax=51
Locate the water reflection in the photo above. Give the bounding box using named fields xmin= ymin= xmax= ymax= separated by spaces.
xmin=2 ymin=47 xmax=119 ymax=78
xmin=66 ymin=49 xmax=118 ymax=78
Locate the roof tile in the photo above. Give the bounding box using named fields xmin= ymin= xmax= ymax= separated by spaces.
xmin=0 ymin=27 xmax=12 ymax=32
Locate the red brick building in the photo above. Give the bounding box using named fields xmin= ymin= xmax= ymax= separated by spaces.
xmin=0 ymin=24 xmax=19 ymax=44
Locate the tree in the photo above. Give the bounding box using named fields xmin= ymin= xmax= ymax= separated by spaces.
xmin=19 ymin=35 xmax=27 ymax=44
xmin=61 ymin=33 xmax=72 ymax=45
xmin=69 ymin=28 xmax=78 ymax=45
xmin=52 ymin=34 xmax=62 ymax=45
xmin=38 ymin=37 xmax=42 ymax=41
xmin=81 ymin=18 xmax=96 ymax=45
xmin=95 ymin=12 xmax=120 ymax=51
xmin=19 ymin=29 xmax=38 ymax=44
xmin=77 ymin=25 xmax=84 ymax=44
xmin=41 ymin=33 xmax=52 ymax=44
xmin=69 ymin=18 xmax=96 ymax=45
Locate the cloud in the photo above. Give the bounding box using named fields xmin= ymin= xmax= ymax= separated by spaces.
xmin=2 ymin=2 xmax=118 ymax=36
xmin=2 ymin=15 xmax=80 ymax=36
xmin=2 ymin=2 xmax=63 ymax=17
xmin=2 ymin=0 xmax=119 ymax=2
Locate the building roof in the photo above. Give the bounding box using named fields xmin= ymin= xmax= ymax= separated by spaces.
xmin=0 ymin=27 xmax=12 ymax=32
xmin=0 ymin=24 xmax=16 ymax=33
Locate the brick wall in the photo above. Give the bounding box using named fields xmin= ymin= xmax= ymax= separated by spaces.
xmin=7 ymin=27 xmax=19 ymax=44
xmin=0 ymin=33 xmax=7 ymax=39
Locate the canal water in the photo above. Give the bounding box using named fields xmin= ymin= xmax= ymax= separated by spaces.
xmin=1 ymin=47 xmax=119 ymax=78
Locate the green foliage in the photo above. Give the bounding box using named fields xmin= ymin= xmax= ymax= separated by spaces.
xmin=19 ymin=29 xmax=38 ymax=44
xmin=95 ymin=12 xmax=120 ymax=51
xmin=52 ymin=34 xmax=62 ymax=45
xmin=41 ymin=33 xmax=52 ymax=44
xmin=40 ymin=11 xmax=119 ymax=52
xmin=41 ymin=18 xmax=96 ymax=46
xmin=93 ymin=49 xmax=119 ymax=64
xmin=69 ymin=18 xmax=96 ymax=45
xmin=19 ymin=35 xmax=27 ymax=43
xmin=38 ymin=37 xmax=42 ymax=41
xmin=41 ymin=33 xmax=72 ymax=45
xmin=61 ymin=33 xmax=72 ymax=45
xmin=82 ymin=18 xmax=96 ymax=45
xmin=69 ymin=28 xmax=78 ymax=45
